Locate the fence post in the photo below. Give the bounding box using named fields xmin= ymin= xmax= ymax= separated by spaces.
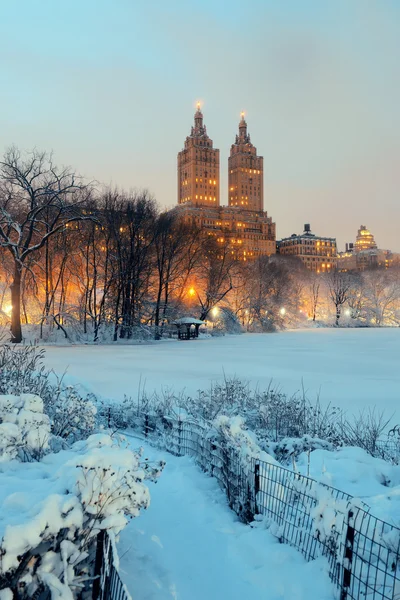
xmin=178 ymin=419 xmax=182 ymax=455
xmin=254 ymin=461 xmax=260 ymax=516
xmin=144 ymin=413 xmax=149 ymax=438
xmin=341 ymin=508 xmax=354 ymax=600
xmin=92 ymin=530 xmax=105 ymax=600
xmin=107 ymin=407 xmax=111 ymax=429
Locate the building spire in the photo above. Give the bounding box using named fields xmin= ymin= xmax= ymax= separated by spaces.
xmin=234 ymin=111 xmax=250 ymax=144
xmin=194 ymin=101 xmax=203 ymax=130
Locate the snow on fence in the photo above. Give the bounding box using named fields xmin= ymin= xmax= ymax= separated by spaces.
xmin=101 ymin=408 xmax=400 ymax=600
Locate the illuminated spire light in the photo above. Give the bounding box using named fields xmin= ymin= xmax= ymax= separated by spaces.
xmin=241 ymin=110 xmax=245 ymax=119
xmin=196 ymin=101 xmax=201 ymax=111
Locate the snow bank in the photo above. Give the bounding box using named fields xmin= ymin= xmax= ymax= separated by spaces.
xmin=0 ymin=430 xmax=163 ymax=598
xmin=296 ymin=445 xmax=400 ymax=522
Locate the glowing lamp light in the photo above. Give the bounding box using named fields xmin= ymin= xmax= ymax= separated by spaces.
xmin=188 ymin=287 xmax=195 ymax=297
xmin=279 ymin=307 xmax=286 ymax=316
xmin=345 ymin=309 xmax=351 ymax=317
xmin=212 ymin=307 xmax=219 ymax=317
xmin=3 ymin=304 xmax=12 ymax=316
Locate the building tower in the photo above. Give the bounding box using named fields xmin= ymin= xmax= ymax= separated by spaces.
xmin=228 ymin=113 xmax=264 ymax=212
xmin=355 ymin=225 xmax=377 ymax=252
xmin=177 ymin=103 xmax=220 ymax=207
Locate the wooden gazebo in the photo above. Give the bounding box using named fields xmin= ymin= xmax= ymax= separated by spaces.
xmin=173 ymin=317 xmax=205 ymax=340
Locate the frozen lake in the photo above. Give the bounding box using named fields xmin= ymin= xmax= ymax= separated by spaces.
xmin=42 ymin=328 xmax=400 ymax=419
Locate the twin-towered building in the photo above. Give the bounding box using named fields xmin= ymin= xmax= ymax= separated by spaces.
xmin=176 ymin=105 xmax=396 ymax=272
xmin=176 ymin=104 xmax=276 ymax=259
xmin=176 ymin=105 xmax=397 ymax=272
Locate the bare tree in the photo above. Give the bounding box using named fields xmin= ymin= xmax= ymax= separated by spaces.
xmin=363 ymin=268 xmax=400 ymax=326
xmin=308 ymin=274 xmax=320 ymax=322
xmin=153 ymin=212 xmax=201 ymax=339
xmin=326 ymin=269 xmax=352 ymax=326
xmin=196 ymin=238 xmax=236 ymax=321
xmin=0 ymin=148 xmax=92 ymax=342
xmin=244 ymin=256 xmax=301 ymax=331
xmin=102 ymin=190 xmax=157 ymax=340
xmin=346 ymin=271 xmax=366 ymax=321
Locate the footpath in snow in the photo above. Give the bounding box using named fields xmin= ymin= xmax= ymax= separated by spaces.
xmin=118 ymin=439 xmax=334 ymax=600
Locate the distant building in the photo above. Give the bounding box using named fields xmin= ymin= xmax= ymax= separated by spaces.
xmin=177 ymin=102 xmax=220 ymax=208
xmin=338 ymin=225 xmax=395 ymax=271
xmin=228 ymin=113 xmax=263 ymax=212
xmin=355 ymin=225 xmax=377 ymax=252
xmin=176 ymin=105 xmax=276 ymax=260
xmin=277 ymin=224 xmax=337 ymax=272
xmin=338 ymin=248 xmax=394 ymax=271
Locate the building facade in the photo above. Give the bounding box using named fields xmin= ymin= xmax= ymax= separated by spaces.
xmin=176 ymin=106 xmax=276 ymax=259
xmin=177 ymin=103 xmax=220 ymax=208
xmin=277 ymin=224 xmax=337 ymax=272
xmin=228 ymin=113 xmax=263 ymax=212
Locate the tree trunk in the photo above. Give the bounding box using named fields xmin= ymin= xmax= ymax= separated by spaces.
xmin=10 ymin=264 xmax=22 ymax=343
xmin=154 ymin=275 xmax=163 ymax=340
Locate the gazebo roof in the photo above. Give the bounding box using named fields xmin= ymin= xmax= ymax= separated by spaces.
xmin=173 ymin=317 xmax=205 ymax=326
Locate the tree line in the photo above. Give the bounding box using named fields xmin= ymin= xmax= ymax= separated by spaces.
xmin=1 ymin=148 xmax=400 ymax=343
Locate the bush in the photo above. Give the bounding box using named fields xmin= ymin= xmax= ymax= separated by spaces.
xmin=0 ymin=433 xmax=164 ymax=599
xmin=0 ymin=393 xmax=51 ymax=462
xmin=0 ymin=345 xmax=96 ymax=444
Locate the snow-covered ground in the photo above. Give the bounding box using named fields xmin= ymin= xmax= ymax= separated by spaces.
xmin=118 ymin=437 xmax=334 ymax=600
xmin=295 ymin=445 xmax=400 ymax=523
xmin=42 ymin=328 xmax=400 ymax=418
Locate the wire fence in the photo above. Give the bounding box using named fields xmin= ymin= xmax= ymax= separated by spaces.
xmin=93 ymin=531 xmax=131 ymax=600
xmin=95 ymin=408 xmax=400 ymax=600
xmin=376 ymin=436 xmax=400 ymax=463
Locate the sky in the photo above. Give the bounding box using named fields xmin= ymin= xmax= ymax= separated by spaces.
xmin=1 ymin=0 xmax=399 ymax=251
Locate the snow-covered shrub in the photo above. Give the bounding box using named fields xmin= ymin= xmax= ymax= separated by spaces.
xmin=0 ymin=394 xmax=51 ymax=462
xmin=0 ymin=346 xmax=54 ymax=404
xmin=0 ymin=345 xmax=97 ymax=443
xmin=209 ymin=415 xmax=277 ymax=472
xmin=309 ymin=490 xmax=348 ymax=554
xmin=268 ymin=436 xmax=334 ymax=466
xmin=51 ymin=386 xmax=97 ymax=443
xmin=0 ymin=433 xmax=164 ymax=599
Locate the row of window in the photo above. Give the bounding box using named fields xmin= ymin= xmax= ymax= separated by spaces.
xmin=281 ymin=240 xmax=336 ymax=247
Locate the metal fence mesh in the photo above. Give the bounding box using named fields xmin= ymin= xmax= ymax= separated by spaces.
xmin=96 ymin=409 xmax=400 ymax=600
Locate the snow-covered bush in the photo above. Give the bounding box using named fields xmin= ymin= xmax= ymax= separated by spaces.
xmin=0 ymin=433 xmax=164 ymax=599
xmin=208 ymin=415 xmax=278 ymax=472
xmin=51 ymin=387 xmax=97 ymax=443
xmin=0 ymin=346 xmax=54 ymax=404
xmin=0 ymin=394 xmax=51 ymax=462
xmin=268 ymin=436 xmax=334 ymax=466
xmin=0 ymin=346 xmax=97 ymax=443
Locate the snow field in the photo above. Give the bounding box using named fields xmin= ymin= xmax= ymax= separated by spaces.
xmin=42 ymin=328 xmax=400 ymax=419
xmin=118 ymin=439 xmax=334 ymax=600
